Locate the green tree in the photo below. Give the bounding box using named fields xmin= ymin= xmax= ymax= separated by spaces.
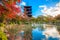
xmin=0 ymin=31 xmax=8 ymax=40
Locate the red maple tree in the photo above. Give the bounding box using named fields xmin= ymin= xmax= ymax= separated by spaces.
xmin=0 ymin=0 xmax=21 ymax=19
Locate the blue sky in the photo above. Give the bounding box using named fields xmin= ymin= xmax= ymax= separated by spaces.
xmin=19 ymin=0 xmax=60 ymax=17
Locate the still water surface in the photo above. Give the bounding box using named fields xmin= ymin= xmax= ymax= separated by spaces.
xmin=32 ymin=28 xmax=59 ymax=40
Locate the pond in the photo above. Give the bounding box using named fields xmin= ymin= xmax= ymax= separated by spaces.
xmin=19 ymin=24 xmax=60 ymax=40
xmin=32 ymin=28 xmax=46 ymax=40
xmin=32 ymin=27 xmax=59 ymax=40
xmin=20 ymin=27 xmax=59 ymax=40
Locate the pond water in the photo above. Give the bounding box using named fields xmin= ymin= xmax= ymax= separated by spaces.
xmin=20 ymin=24 xmax=60 ymax=40
xmin=32 ymin=28 xmax=45 ymax=40
xmin=32 ymin=28 xmax=59 ymax=40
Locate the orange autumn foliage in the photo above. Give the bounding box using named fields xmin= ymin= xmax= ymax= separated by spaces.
xmin=0 ymin=0 xmax=21 ymax=19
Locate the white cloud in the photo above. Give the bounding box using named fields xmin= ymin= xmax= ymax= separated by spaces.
xmin=39 ymin=5 xmax=47 ymax=11
xmin=39 ymin=5 xmax=47 ymax=16
xmin=56 ymin=2 xmax=60 ymax=7
xmin=43 ymin=27 xmax=59 ymax=38
xmin=39 ymin=2 xmax=60 ymax=17
xmin=20 ymin=1 xmax=26 ymax=6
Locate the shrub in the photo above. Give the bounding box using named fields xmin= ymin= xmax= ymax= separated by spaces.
xmin=0 ymin=31 xmax=8 ymax=40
